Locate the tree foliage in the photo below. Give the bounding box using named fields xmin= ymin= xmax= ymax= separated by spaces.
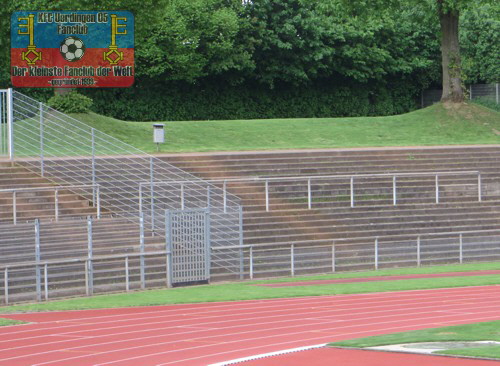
xmin=460 ymin=4 xmax=500 ymax=84
xmin=337 ymin=0 xmax=498 ymax=102
xmin=0 ymin=0 xmax=497 ymax=118
xmin=137 ymin=0 xmax=254 ymax=83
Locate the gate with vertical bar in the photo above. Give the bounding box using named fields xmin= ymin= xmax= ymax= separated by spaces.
xmin=165 ymin=208 xmax=211 ymax=286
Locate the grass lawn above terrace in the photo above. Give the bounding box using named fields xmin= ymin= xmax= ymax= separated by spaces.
xmin=72 ymin=102 xmax=500 ymax=153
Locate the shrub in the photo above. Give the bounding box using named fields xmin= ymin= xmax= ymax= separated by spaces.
xmin=84 ymin=80 xmax=419 ymax=121
xmin=48 ymin=91 xmax=93 ymax=113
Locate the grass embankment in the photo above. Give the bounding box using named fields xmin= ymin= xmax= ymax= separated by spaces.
xmin=330 ymin=321 xmax=500 ymax=359
xmin=0 ymin=262 xmax=498 ymax=314
xmin=0 ymin=318 xmax=25 ymax=326
xmin=73 ymin=102 xmax=500 ymax=153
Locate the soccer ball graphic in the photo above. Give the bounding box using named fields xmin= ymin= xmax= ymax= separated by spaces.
xmin=60 ymin=37 xmax=86 ymax=62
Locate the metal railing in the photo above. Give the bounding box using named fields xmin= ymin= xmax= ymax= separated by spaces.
xmin=0 ymin=89 xmax=243 ymax=273
xmin=7 ymin=89 xmax=241 ymax=210
xmin=0 ymin=184 xmax=100 ymax=224
xmin=2 ymin=215 xmax=500 ymax=304
xmin=145 ymin=170 xmax=482 ymax=212
xmin=212 ymin=228 xmax=500 ymax=280
xmin=1 ymin=250 xmax=172 ymax=305
xmin=0 ymin=213 xmax=168 ymax=304
xmin=0 ymin=207 xmax=246 ymax=304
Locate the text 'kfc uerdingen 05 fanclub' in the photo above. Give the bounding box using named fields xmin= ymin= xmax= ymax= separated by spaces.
xmin=11 ymin=11 xmax=134 ymax=88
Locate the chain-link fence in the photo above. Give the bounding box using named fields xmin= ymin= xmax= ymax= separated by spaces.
xmin=421 ymin=83 xmax=499 ymax=108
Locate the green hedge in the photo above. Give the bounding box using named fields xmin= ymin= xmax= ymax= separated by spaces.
xmin=85 ymin=80 xmax=420 ymax=121
xmin=48 ymin=91 xmax=93 ymax=113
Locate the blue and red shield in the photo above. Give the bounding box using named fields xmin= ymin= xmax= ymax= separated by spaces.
xmin=11 ymin=11 xmax=134 ymax=88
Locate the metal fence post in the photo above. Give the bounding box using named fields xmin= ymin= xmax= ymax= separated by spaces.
xmin=125 ymin=256 xmax=130 ymax=292
xmin=91 ymin=128 xmax=96 ymax=205
xmin=204 ymin=209 xmax=211 ymax=281
xmin=459 ymin=233 xmax=463 ymax=264
xmin=331 ymin=242 xmax=336 ymax=273
xmin=7 ymin=88 xmax=14 ymax=161
xmin=416 ymin=236 xmax=421 ymax=267
xmin=150 ymin=157 xmax=155 ymax=232
xmin=290 ymin=244 xmax=295 ymax=277
xmin=374 ymin=237 xmax=379 ymax=270
xmin=12 ymin=191 xmax=16 ymax=225
xmin=239 ymin=205 xmax=244 ymax=280
xmin=139 ymin=183 xmax=143 ymax=217
xmin=165 ymin=210 xmax=173 ymax=288
xmin=393 ymin=176 xmax=397 ymax=205
xmin=35 ymin=219 xmax=42 ymax=302
xmin=350 ymin=176 xmax=354 ymax=208
xmin=265 ymin=179 xmax=269 ymax=212
xmin=435 ymin=175 xmax=439 ymax=204
xmin=139 ymin=213 xmax=145 ymax=289
xmin=249 ymin=246 xmax=254 ymax=280
xmin=54 ymin=189 xmax=59 ymax=222
xmin=4 ymin=268 xmax=8 ymax=305
xmin=96 ymin=185 xmax=101 ymax=219
xmin=307 ymin=179 xmax=312 ymax=209
xmin=44 ymin=263 xmax=48 ymax=301
xmin=206 ymin=186 xmax=211 ymax=208
xmin=496 ymin=83 xmax=499 ymax=104
xmin=469 ymin=85 xmax=472 ymax=100
xmin=84 ymin=260 xmax=89 ymax=296
xmin=223 ymin=180 xmax=227 ymax=214
xmin=478 ymin=173 xmax=482 ymax=202
xmin=39 ymin=102 xmax=44 ymax=176
xmin=86 ymin=216 xmax=93 ymax=296
xmin=180 ymin=183 xmax=185 ymax=210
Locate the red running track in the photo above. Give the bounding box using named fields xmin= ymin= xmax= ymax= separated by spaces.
xmin=241 ymin=347 xmax=500 ymax=365
xmin=0 ymin=285 xmax=500 ymax=365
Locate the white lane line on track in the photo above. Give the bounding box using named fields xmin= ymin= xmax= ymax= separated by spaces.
xmin=207 ymin=344 xmax=328 ymax=366
xmin=1 ymin=308 xmax=458 ymax=363
xmin=2 ymin=285 xmax=498 ymax=340
xmin=3 ymin=291 xmax=500 ymax=355
xmin=115 ymin=314 xmax=500 ymax=366
xmin=1 ymin=291 xmax=498 ymax=366
xmin=2 ymin=284 xmax=496 ymax=325
xmin=29 ymin=310 xmax=500 ymax=365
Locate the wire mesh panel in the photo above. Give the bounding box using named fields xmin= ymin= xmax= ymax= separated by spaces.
xmin=470 ymin=84 xmax=498 ymax=102
xmin=166 ymin=209 xmax=210 ymax=286
xmin=420 ymin=236 xmax=461 ymax=266
xmin=333 ymin=239 xmax=377 ymax=272
xmin=378 ymin=238 xmax=418 ymax=269
xmin=463 ymin=233 xmax=500 ymax=263
xmin=8 ymin=90 xmax=242 ymax=276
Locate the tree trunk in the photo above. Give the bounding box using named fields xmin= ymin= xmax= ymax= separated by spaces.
xmin=438 ymin=2 xmax=464 ymax=103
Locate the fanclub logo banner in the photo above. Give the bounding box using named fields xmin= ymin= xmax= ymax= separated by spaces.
xmin=11 ymin=11 xmax=134 ymax=88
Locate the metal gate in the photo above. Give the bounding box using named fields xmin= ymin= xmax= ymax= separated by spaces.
xmin=166 ymin=209 xmax=210 ymax=286
xmin=0 ymin=89 xmax=9 ymax=157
